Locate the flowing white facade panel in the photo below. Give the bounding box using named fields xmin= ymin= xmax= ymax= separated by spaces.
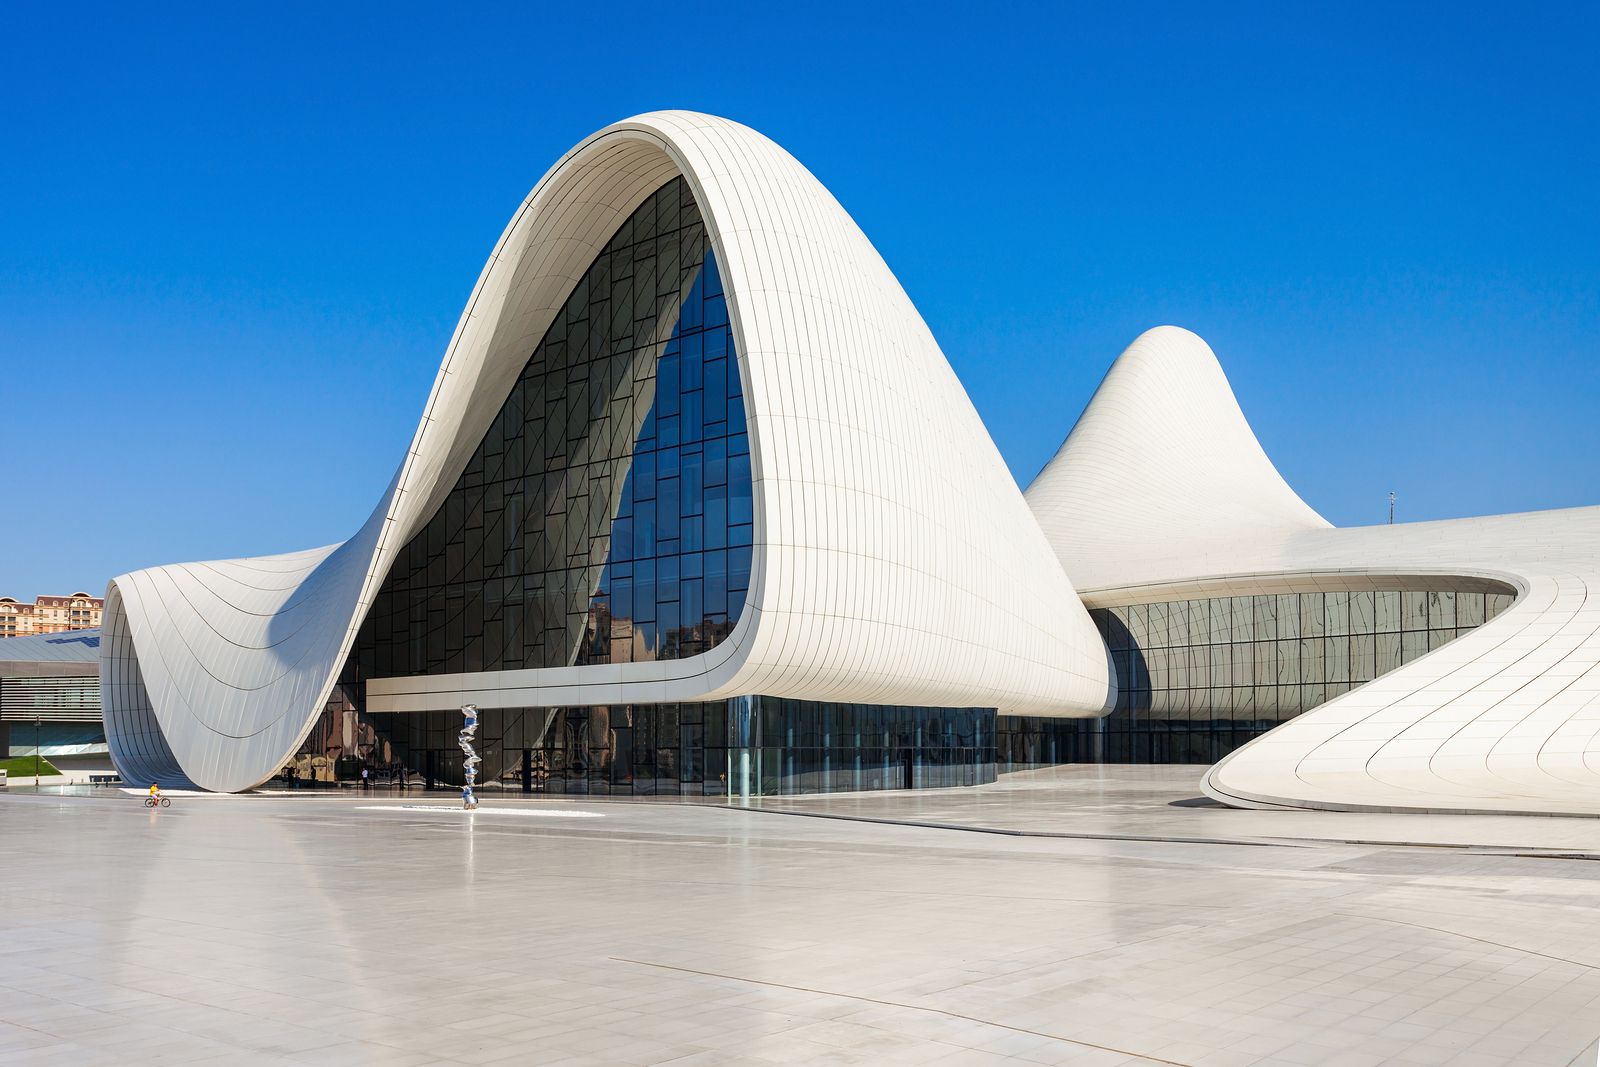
xmin=103 ymin=488 xmax=395 ymax=791
xmin=103 ymin=112 xmax=1112 ymax=792
xmin=1028 ymin=328 xmax=1600 ymax=815
xmin=1026 ymin=326 xmax=1329 ymax=577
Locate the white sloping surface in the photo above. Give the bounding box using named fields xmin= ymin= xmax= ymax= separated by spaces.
xmin=104 ymin=111 xmax=1112 ymax=792
xmin=1026 ymin=325 xmax=1328 ymax=578
xmin=1028 ymin=327 xmax=1600 ymax=815
xmin=104 ymin=485 xmax=394 ymax=791
xmin=0 ymin=629 xmax=101 ymax=665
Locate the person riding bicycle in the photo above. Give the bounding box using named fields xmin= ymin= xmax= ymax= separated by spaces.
xmin=148 ymin=783 xmax=161 ymax=800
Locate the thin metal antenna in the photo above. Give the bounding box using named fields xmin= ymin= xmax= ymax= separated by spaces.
xmin=1388 ymin=491 xmax=1396 ymax=525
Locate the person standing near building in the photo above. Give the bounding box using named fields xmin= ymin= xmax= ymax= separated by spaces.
xmin=360 ymin=766 xmax=369 ymax=791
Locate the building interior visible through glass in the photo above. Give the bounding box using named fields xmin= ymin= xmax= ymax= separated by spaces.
xmin=281 ymin=179 xmax=1519 ymax=794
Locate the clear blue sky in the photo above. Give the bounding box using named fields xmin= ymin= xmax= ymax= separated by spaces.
xmin=3 ymin=3 xmax=1597 ymax=600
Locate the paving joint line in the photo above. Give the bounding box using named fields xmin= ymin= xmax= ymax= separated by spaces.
xmin=608 ymin=955 xmax=1195 ymax=1066
xmin=732 ymin=806 xmax=1600 ymax=859
xmin=1352 ymin=913 xmax=1600 ymax=974
xmin=731 ymin=804 xmax=1322 ymax=848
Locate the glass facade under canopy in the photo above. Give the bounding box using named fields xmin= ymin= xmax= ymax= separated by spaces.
xmin=998 ymin=583 xmax=1517 ymax=768
xmin=292 ymin=581 xmax=1516 ymax=791
xmin=358 ymin=698 xmax=993 ymax=797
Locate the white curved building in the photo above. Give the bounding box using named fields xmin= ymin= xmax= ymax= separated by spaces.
xmin=102 ymin=113 xmax=1600 ymax=815
xmin=103 ymin=112 xmax=1112 ymax=795
xmin=1026 ymin=326 xmax=1600 ymax=816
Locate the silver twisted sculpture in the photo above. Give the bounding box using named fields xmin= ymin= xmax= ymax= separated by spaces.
xmin=459 ymin=704 xmax=480 ymax=809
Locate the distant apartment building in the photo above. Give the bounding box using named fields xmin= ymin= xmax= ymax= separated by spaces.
xmin=0 ymin=593 xmax=103 ymax=638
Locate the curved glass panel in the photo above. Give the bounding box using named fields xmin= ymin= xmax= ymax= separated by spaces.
xmin=355 ymin=177 xmax=752 ymax=679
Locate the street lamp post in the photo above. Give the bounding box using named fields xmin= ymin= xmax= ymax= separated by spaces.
xmin=34 ymin=714 xmax=40 ymax=788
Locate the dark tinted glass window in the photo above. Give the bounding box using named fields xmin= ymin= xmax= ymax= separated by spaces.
xmin=355 ymin=177 xmax=752 ymax=679
xmin=1061 ymin=581 xmax=1513 ymax=765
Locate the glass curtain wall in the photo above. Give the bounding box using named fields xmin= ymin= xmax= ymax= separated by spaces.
xmin=998 ymin=584 xmax=1517 ymax=767
xmin=353 ymin=175 xmax=752 ymax=683
xmin=358 ymin=697 xmax=994 ymax=796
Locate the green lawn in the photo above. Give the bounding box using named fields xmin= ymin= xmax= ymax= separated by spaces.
xmin=0 ymin=755 xmax=62 ymax=777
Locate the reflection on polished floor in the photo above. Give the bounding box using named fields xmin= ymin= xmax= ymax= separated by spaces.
xmin=3 ymin=769 xmax=1600 ymax=1066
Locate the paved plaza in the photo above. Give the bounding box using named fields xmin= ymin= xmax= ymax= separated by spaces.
xmin=3 ymin=768 xmax=1600 ymax=1066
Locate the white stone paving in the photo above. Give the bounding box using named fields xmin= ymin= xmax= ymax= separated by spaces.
xmin=3 ymin=770 xmax=1600 ymax=1065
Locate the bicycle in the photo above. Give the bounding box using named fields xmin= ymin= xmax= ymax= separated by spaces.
xmin=143 ymin=796 xmax=170 ymax=808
